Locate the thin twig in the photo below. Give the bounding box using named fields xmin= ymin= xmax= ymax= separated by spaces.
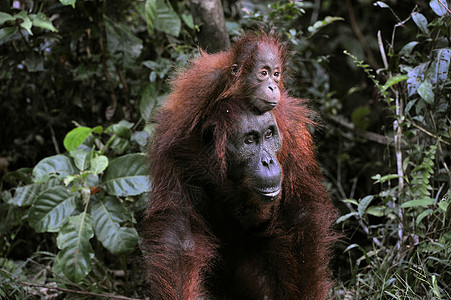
xmin=326 ymin=114 xmax=395 ymax=146
xmin=346 ymin=0 xmax=379 ymax=68
xmin=0 ymin=268 xmax=141 ymax=300
xmin=410 ymin=122 xmax=451 ymax=145
xmin=438 ymin=0 xmax=451 ymax=14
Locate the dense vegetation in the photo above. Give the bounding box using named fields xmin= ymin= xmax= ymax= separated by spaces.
xmin=0 ymin=0 xmax=449 ymax=298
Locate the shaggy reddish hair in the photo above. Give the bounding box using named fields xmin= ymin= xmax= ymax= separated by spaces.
xmin=140 ymin=32 xmax=337 ymax=299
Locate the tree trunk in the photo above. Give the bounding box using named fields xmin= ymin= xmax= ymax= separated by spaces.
xmin=189 ymin=0 xmax=230 ymax=53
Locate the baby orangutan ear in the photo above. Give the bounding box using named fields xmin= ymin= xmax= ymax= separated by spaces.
xmin=231 ymin=64 xmax=239 ymax=76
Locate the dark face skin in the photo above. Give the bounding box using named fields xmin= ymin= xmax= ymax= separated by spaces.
xmin=227 ymin=110 xmax=283 ymax=226
xmin=233 ymin=43 xmax=282 ymax=113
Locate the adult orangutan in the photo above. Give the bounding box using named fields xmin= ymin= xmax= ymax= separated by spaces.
xmin=140 ymin=32 xmax=337 ymax=299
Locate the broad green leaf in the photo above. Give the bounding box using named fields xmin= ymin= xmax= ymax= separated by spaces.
xmin=366 ymin=206 xmax=385 ymax=217
xmin=64 ymin=126 xmax=94 ymax=152
xmin=33 ymin=155 xmax=78 ymax=183
xmin=412 ymin=12 xmax=429 ymax=35
xmin=109 ymin=137 xmax=130 ymax=155
xmin=70 ymin=148 xmax=92 ymax=171
xmin=438 ymin=199 xmax=449 ymax=212
xmin=144 ymin=0 xmax=157 ymax=35
xmin=181 ymin=13 xmax=194 ymax=29
xmin=154 ymin=0 xmax=181 ymax=37
xmin=358 ymin=195 xmax=374 ymax=218
xmin=417 ymin=79 xmax=434 ymax=104
xmin=16 ymin=11 xmax=33 ymax=35
xmin=56 ymin=213 xmax=94 ymax=283
xmin=416 ymin=209 xmax=433 ymax=225
xmin=131 ymin=131 xmax=149 ymax=148
xmin=381 ymin=75 xmax=409 ymax=92
xmin=430 ymin=0 xmax=449 ymax=16
xmin=336 ymin=212 xmax=358 ymax=224
xmin=28 ymin=186 xmax=78 ymax=232
xmin=2 ymin=167 xmax=32 ymax=185
xmin=399 ymin=41 xmax=419 ymax=56
xmin=104 ymin=15 xmax=143 ymax=68
xmin=139 ymin=83 xmax=158 ymax=121
xmin=59 ymin=0 xmax=76 ymax=8
xmin=103 ymin=153 xmax=150 ymax=196
xmin=91 ymin=155 xmax=108 ymax=175
xmin=351 ymin=106 xmax=370 ymax=130
xmin=91 ymin=197 xmax=138 ymax=254
xmin=11 ymin=179 xmax=59 ymax=207
xmin=0 ymin=27 xmax=17 ymax=43
xmin=429 ymin=48 xmax=451 ymax=89
xmin=105 ymin=121 xmax=133 ymax=138
xmin=401 ymin=198 xmax=435 ymax=208
xmin=0 ymin=12 xmax=14 ymax=26
xmin=29 ymin=13 xmax=57 ymax=32
xmin=407 ymin=62 xmax=428 ymax=96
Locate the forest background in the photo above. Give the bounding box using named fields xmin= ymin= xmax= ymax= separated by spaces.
xmin=0 ymin=0 xmax=450 ymax=299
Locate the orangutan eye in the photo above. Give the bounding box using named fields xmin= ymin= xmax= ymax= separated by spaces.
xmin=274 ymin=71 xmax=280 ymax=77
xmin=264 ymin=129 xmax=273 ymax=139
xmin=260 ymin=70 xmax=268 ymax=76
xmin=245 ymin=134 xmax=257 ymax=144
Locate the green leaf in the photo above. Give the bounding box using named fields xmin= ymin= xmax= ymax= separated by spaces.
xmin=102 ymin=153 xmax=150 ymax=196
xmin=144 ymin=0 xmax=157 ymax=35
xmin=381 ymin=75 xmax=409 ymax=92
xmin=69 ymin=149 xmax=92 ymax=171
xmin=91 ymin=197 xmax=138 ymax=254
xmin=29 ymin=13 xmax=57 ymax=32
xmin=131 ymin=131 xmax=149 ymax=148
xmin=366 ymin=206 xmax=385 ymax=217
xmin=56 ymin=213 xmax=94 ymax=283
xmin=438 ymin=199 xmax=449 ymax=212
xmin=10 ymin=179 xmax=59 ymax=207
xmin=181 ymin=13 xmax=194 ymax=29
xmin=336 ymin=212 xmax=358 ymax=224
xmin=358 ymin=195 xmax=374 ymax=218
xmin=308 ymin=16 xmax=344 ymax=36
xmin=429 ymin=48 xmax=451 ymax=90
xmin=412 ymin=12 xmax=429 ymax=35
xmin=399 ymin=41 xmax=419 ymax=56
xmin=105 ymin=121 xmax=133 ymax=138
xmin=401 ymin=198 xmax=435 ymax=208
xmin=33 ymin=155 xmax=78 ymax=183
xmin=16 ymin=11 xmax=33 ymax=35
xmin=0 ymin=27 xmax=18 ymax=43
xmin=28 ymin=186 xmax=78 ymax=233
xmin=154 ymin=0 xmax=181 ymax=37
xmin=373 ymin=174 xmax=402 ymax=184
xmin=64 ymin=126 xmax=96 ymax=152
xmin=0 ymin=12 xmax=14 ymax=26
xmin=374 ymin=1 xmax=390 ymax=8
xmin=407 ymin=62 xmax=428 ymax=96
xmin=416 ymin=209 xmax=433 ymax=225
xmin=342 ymin=199 xmax=359 ymax=206
xmin=59 ymin=0 xmax=76 ymax=8
xmin=430 ymin=0 xmax=449 ymax=16
xmin=91 ymin=155 xmax=108 ymax=175
xmin=417 ymin=79 xmax=434 ymax=104
xmin=351 ymin=106 xmax=370 ymax=130
xmin=104 ymin=15 xmax=143 ymax=68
